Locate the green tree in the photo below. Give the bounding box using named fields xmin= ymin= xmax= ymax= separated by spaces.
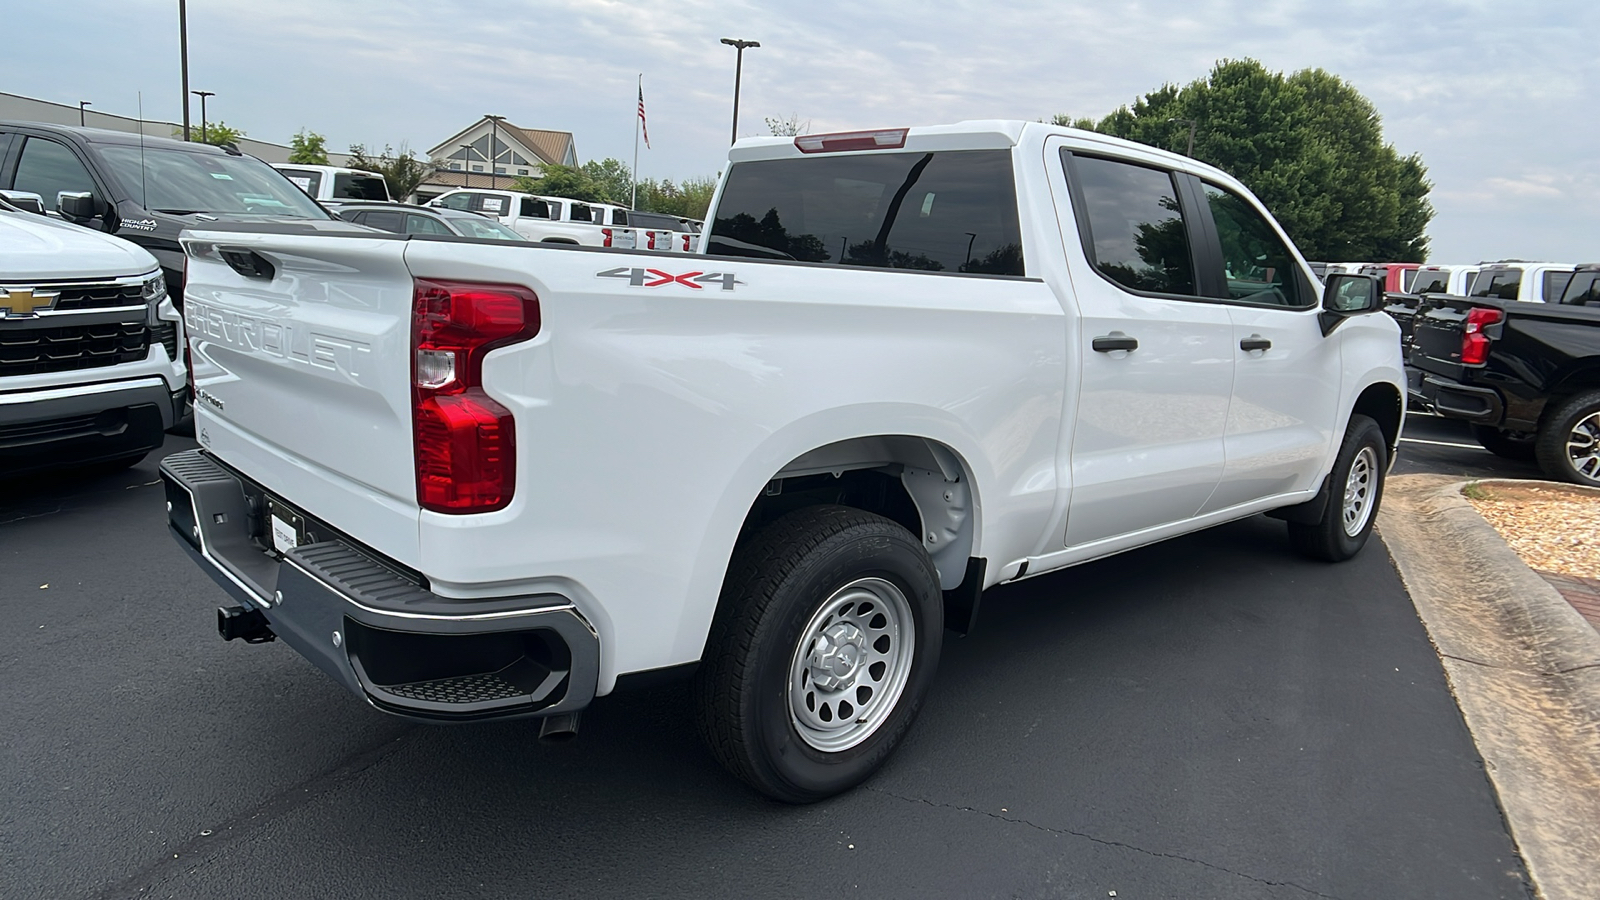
xmin=1060 ymin=59 xmax=1433 ymax=262
xmin=289 ymin=129 xmax=328 ymax=165
xmin=174 ymin=121 xmax=245 ymax=147
xmin=512 ymin=163 xmax=601 ymax=203
xmin=346 ymin=143 xmax=432 ymax=201
xmin=635 ymin=176 xmax=717 ymax=219
xmin=581 ymin=159 xmax=635 ymax=206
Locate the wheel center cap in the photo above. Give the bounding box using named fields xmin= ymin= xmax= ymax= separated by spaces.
xmin=808 ymin=622 xmax=867 ymax=691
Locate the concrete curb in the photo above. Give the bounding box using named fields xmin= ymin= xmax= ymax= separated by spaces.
xmin=1379 ymin=475 xmax=1600 ymax=900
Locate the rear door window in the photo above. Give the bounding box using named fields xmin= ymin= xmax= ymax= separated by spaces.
xmin=477 ymin=194 xmax=508 ymax=215
xmin=406 ymin=214 xmax=452 ymax=235
xmin=1068 ymin=155 xmax=1195 ymax=295
xmin=278 ymin=167 xmax=322 ymax=197
xmin=361 ymin=211 xmax=403 ymax=233
xmin=11 ymin=137 xmax=98 ymax=213
xmin=1471 ymin=269 xmax=1522 ymax=300
xmin=332 ymin=172 xmax=388 ymax=201
xmin=709 ymin=149 xmax=1024 ymax=275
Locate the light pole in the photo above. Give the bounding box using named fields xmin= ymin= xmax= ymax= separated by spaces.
xmin=719 ymin=38 xmax=760 ymax=145
xmin=460 ymin=143 xmax=473 ymax=189
xmin=484 ymin=115 xmax=506 ymax=189
xmin=192 ymin=90 xmax=214 ymax=143
xmin=1167 ymin=117 xmax=1197 ymax=157
xmin=179 ymin=0 xmax=190 ymax=140
xmin=78 ymin=101 xmax=91 ymax=126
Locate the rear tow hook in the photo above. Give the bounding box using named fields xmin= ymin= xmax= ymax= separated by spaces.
xmin=217 ymin=605 xmax=276 ymax=644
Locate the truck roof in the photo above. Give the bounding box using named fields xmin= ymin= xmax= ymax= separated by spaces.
xmin=0 ymin=120 xmax=236 ymax=156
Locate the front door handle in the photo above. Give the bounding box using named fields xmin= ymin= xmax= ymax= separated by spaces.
xmin=1240 ymin=335 xmax=1272 ymax=352
xmin=1092 ymin=334 xmax=1139 ymax=353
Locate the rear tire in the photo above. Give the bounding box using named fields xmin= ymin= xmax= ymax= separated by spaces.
xmin=1470 ymin=424 xmax=1536 ymax=461
xmin=1288 ymin=415 xmax=1387 ymax=562
xmin=1535 ymin=390 xmax=1600 ymax=487
xmin=694 ymin=505 xmax=943 ymax=803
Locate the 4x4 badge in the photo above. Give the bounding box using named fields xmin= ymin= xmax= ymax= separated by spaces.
xmin=596 ymin=267 xmax=742 ymax=291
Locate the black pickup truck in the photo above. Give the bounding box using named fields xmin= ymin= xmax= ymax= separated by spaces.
xmin=1409 ymin=264 xmax=1600 ymax=485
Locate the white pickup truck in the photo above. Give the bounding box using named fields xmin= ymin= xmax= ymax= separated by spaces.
xmin=161 ymin=121 xmax=1404 ymax=802
xmin=2 ymin=197 xmax=187 ymax=475
xmin=427 ymin=188 xmax=634 ymax=248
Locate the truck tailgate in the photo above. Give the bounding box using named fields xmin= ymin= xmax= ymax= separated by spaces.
xmin=182 ymin=231 xmax=421 ymax=562
xmin=1409 ymin=294 xmax=1483 ymax=371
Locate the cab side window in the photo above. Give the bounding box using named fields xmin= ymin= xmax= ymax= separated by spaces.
xmin=12 ymin=138 xmax=97 ymax=214
xmin=1203 ymin=182 xmax=1304 ymax=307
xmin=1072 ymin=155 xmax=1197 ymax=296
xmin=435 ymin=192 xmax=476 ymax=211
xmin=406 ymin=214 xmax=451 ymax=236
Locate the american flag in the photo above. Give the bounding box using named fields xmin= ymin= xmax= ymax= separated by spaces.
xmin=638 ymin=82 xmax=651 ymax=149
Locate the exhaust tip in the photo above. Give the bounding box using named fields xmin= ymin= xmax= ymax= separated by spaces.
xmin=538 ymin=712 xmax=581 ymax=742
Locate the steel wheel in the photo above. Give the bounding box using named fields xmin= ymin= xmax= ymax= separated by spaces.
xmin=1566 ymin=411 xmax=1600 ymax=480
xmin=1341 ymin=446 xmax=1378 ymax=537
xmin=788 ymin=576 xmax=915 ymax=753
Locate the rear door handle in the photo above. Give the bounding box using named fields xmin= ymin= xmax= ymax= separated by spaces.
xmin=1239 ymin=335 xmax=1272 ymax=352
xmin=1092 ymin=334 xmax=1138 ymax=353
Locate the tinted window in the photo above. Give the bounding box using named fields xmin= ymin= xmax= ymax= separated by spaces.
xmin=406 ymin=214 xmax=452 ymax=235
xmin=278 ymin=167 xmax=323 ymax=197
xmin=1401 ymin=268 xmax=1419 ymax=291
xmin=12 ymin=138 xmax=97 ymax=213
xmin=520 ymin=197 xmax=551 ymax=219
xmin=1561 ymin=273 xmax=1600 ymax=306
xmin=1204 ymin=182 xmax=1303 ymax=306
xmin=710 ymin=150 xmax=1024 ymax=275
xmin=1411 ymin=270 xmax=1451 ymax=294
xmin=436 ymin=192 xmax=476 ymax=211
xmin=100 ymin=147 xmax=327 ymax=218
xmin=1471 ymin=269 xmax=1522 ymax=300
xmin=361 ymin=211 xmax=404 ymax=233
xmin=1543 ymin=271 xmax=1574 ymax=303
xmin=569 ymin=203 xmax=594 ymax=223
xmin=333 ymin=172 xmax=388 ymax=201
xmin=610 ymin=208 xmax=629 ymax=226
xmin=1072 ymin=156 xmax=1195 ymax=295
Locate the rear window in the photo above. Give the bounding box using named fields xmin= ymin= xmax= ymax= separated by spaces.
xmin=332 ymin=172 xmax=388 ymax=201
xmin=519 ymin=197 xmax=551 ymax=219
xmin=569 ymin=203 xmax=594 ymax=223
xmin=1410 ymin=270 xmax=1451 ymax=295
xmin=1561 ymin=273 xmax=1600 ymax=306
xmin=1470 ymin=269 xmax=1522 ymax=300
xmin=278 ymin=167 xmax=323 ymax=197
xmin=709 ymin=149 xmax=1024 ymax=275
xmin=1543 ymin=271 xmax=1574 ymax=303
xmin=630 ymin=211 xmax=683 ymax=231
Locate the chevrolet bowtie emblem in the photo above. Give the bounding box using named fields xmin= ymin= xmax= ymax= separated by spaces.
xmin=1 ymin=288 xmax=60 ymax=317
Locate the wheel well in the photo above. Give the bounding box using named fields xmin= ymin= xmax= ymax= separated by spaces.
xmin=736 ymin=436 xmax=976 ymax=592
xmin=1353 ymin=383 xmax=1402 ymax=458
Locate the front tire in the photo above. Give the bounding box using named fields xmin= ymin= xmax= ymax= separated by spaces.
xmin=694 ymin=505 xmax=943 ymax=803
xmin=1535 ymin=390 xmax=1600 ymax=486
xmin=1288 ymin=415 xmax=1387 ymax=562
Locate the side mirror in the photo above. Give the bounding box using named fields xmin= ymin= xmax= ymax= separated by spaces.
xmin=58 ymin=191 xmax=99 ymax=224
xmin=1319 ymin=273 xmax=1382 ymax=335
xmin=0 ymin=190 xmax=47 ymax=214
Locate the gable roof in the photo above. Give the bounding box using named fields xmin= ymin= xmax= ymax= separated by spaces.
xmin=427 ymin=117 xmax=576 ymax=167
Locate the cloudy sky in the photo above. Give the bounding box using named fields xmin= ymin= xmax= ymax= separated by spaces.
xmin=9 ymin=0 xmax=1596 ymax=262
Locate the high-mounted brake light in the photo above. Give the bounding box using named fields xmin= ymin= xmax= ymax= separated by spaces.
xmin=1459 ymin=306 xmax=1502 ymax=365
xmin=411 ymin=279 xmax=540 ymax=513
xmin=795 ymin=128 xmax=909 ymax=154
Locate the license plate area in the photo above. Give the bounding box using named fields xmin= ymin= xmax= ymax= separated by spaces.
xmin=265 ymin=498 xmax=309 ymax=558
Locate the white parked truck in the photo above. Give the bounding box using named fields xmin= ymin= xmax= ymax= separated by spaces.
xmin=2 ymin=199 xmax=186 ymax=474
xmin=162 ymin=121 xmax=1404 ymax=801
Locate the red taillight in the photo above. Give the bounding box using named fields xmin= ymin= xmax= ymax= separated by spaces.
xmin=411 ymin=279 xmax=540 ymax=513
xmin=682 ymin=234 xmax=691 ymax=252
xmin=602 ymin=228 xmax=613 ymax=248
xmin=1459 ymin=307 xmax=1502 ymax=365
xmin=795 ymin=128 xmax=908 ymax=153
xmin=646 ymin=231 xmax=657 ymax=250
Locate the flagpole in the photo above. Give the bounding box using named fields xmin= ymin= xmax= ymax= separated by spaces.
xmin=631 ymin=74 xmax=641 ymax=210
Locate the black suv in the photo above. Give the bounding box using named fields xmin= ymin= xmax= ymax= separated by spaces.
xmin=0 ymin=121 xmax=365 ymax=305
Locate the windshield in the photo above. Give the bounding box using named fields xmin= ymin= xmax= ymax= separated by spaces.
xmin=100 ymin=147 xmax=328 ymax=218
xmin=332 ymin=172 xmax=389 ymax=201
xmin=452 ymin=216 xmax=524 ymax=241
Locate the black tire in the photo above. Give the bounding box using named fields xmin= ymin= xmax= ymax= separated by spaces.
xmin=1288 ymin=415 xmax=1387 ymax=562
xmin=693 ymin=505 xmax=943 ymax=803
xmin=1535 ymin=390 xmax=1600 ymax=487
xmin=1470 ymin=424 xmax=1536 ymax=461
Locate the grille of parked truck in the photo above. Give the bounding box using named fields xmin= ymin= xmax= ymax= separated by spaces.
xmin=160 ymin=121 xmax=1405 ymax=801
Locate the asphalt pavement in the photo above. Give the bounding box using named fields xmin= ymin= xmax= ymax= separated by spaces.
xmin=0 ymin=421 xmax=1535 ymax=899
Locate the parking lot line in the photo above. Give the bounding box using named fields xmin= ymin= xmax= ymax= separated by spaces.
xmin=1399 ymin=437 xmax=1484 ymax=451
